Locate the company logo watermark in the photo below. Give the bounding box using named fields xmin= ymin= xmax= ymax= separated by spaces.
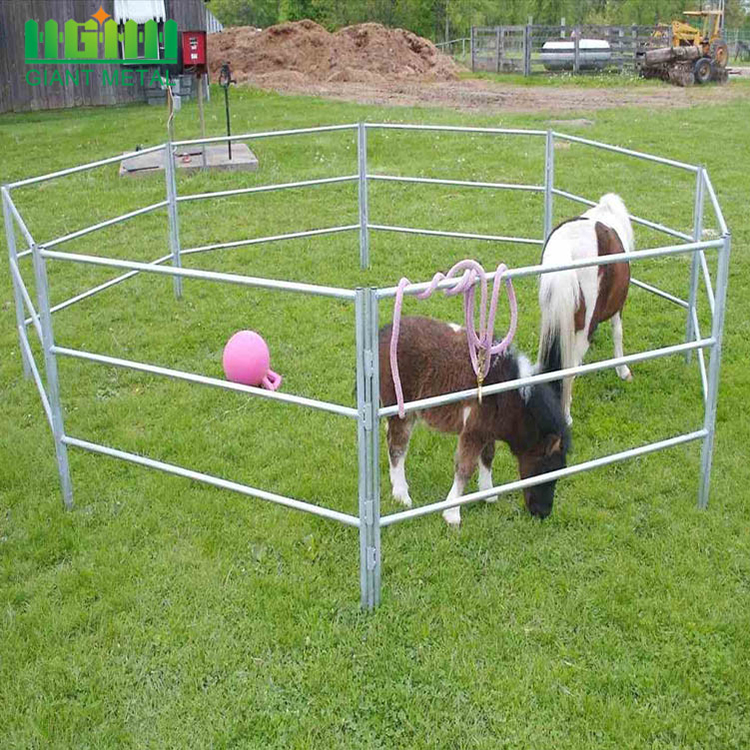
xmin=24 ymin=5 xmax=177 ymax=88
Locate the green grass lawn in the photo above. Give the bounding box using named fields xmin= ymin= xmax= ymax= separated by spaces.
xmin=2 ymin=84 xmax=750 ymax=748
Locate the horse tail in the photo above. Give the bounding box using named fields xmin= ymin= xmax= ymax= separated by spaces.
xmin=537 ymin=262 xmax=579 ymax=403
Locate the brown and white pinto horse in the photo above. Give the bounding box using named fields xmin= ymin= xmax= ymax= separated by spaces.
xmin=537 ymin=193 xmax=634 ymax=425
xmin=380 ymin=316 xmax=570 ymax=526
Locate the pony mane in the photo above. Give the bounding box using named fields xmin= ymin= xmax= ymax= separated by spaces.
xmin=526 ymin=378 xmax=571 ymax=454
xmin=485 ymin=349 xmax=569 ymax=452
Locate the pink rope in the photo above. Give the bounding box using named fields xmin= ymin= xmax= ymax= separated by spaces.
xmin=390 ymin=260 xmax=518 ymax=419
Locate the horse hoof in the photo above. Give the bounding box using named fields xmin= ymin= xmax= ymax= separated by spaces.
xmin=442 ymin=507 xmax=461 ymax=526
xmin=393 ymin=490 xmax=412 ymax=507
xmin=620 ymin=368 xmax=633 ymax=382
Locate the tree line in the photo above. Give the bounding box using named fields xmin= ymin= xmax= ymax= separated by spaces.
xmin=208 ymin=0 xmax=750 ymax=39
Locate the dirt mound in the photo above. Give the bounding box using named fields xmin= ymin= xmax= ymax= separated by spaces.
xmin=207 ymin=20 xmax=460 ymax=85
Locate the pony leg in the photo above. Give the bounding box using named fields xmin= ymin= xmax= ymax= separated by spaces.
xmin=479 ymin=442 xmax=497 ymax=503
xmin=612 ymin=312 xmax=632 ymax=381
xmin=443 ymin=432 xmax=483 ymax=526
xmin=387 ymin=416 xmax=415 ymax=507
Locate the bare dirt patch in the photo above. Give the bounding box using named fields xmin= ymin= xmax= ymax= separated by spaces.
xmin=248 ymin=76 xmax=747 ymax=114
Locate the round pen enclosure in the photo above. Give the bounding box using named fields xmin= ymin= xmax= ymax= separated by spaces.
xmin=3 ymin=123 xmax=730 ymax=608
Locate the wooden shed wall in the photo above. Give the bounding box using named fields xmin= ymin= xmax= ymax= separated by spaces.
xmin=0 ymin=0 xmax=207 ymax=114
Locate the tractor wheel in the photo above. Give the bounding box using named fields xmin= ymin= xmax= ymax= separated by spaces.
xmin=710 ymin=39 xmax=729 ymax=68
xmin=693 ymin=57 xmax=712 ymax=84
xmin=710 ymin=61 xmax=729 ymax=84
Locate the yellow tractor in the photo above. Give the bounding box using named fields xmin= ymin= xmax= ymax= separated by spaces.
xmin=639 ymin=4 xmax=729 ymax=86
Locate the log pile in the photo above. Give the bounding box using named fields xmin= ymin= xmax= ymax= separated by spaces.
xmin=638 ymin=45 xmax=701 ymax=86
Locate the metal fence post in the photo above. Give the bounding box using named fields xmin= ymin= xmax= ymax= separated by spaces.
xmin=3 ymin=188 xmax=31 ymax=379
xmin=698 ymin=230 xmax=731 ymax=509
xmin=164 ymin=140 xmax=183 ymax=299
xmin=31 ymin=244 xmax=73 ymax=509
xmin=471 ymin=26 xmax=475 ymax=71
xmin=544 ymin=130 xmax=554 ymax=241
xmin=685 ymin=166 xmax=704 ymax=361
xmin=355 ymin=287 xmax=381 ymax=609
xmin=357 ymin=123 xmax=370 ymax=270
xmin=524 ymin=25 xmax=532 ymax=76
xmin=574 ymin=27 xmax=580 ymax=73
xmin=495 ymin=26 xmax=501 ymax=72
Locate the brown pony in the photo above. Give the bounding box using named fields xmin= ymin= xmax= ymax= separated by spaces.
xmin=380 ymin=316 xmax=570 ymax=526
xmin=537 ymin=193 xmax=634 ymax=425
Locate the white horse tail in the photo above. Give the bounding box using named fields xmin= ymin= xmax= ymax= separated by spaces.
xmin=538 ymin=259 xmax=580 ymax=405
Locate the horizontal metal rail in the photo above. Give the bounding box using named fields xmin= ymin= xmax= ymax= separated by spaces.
xmin=692 ymin=308 xmax=709 ymax=403
xmin=43 ymin=201 xmax=168 ymax=250
xmin=368 ymin=175 xmax=544 ymax=192
xmin=52 ymin=346 xmax=358 ymax=419
xmin=62 ymin=435 xmax=360 ymax=527
xmin=630 ymin=278 xmax=689 ymax=308
xmin=552 ymin=132 xmax=700 ymax=172
xmin=702 ymin=169 xmax=728 ymax=235
xmin=551 ymin=189 xmax=596 ymax=208
xmin=2 ymin=188 xmax=35 ymax=248
xmin=5 ymin=143 xmax=166 ymax=189
xmin=629 ymin=216 xmax=692 ymax=243
xmin=180 ymin=225 xmax=359 ymax=257
xmin=551 ymin=188 xmax=693 ymax=242
xmin=378 ymin=337 xmax=714 ymax=418
xmin=40 ymin=249 xmax=357 ymax=300
xmin=380 ymin=430 xmax=707 ymax=526
xmin=369 ymin=223 xmax=544 ymax=246
xmin=366 ymin=123 xmax=547 ymax=137
xmin=33 ymin=253 xmax=174 ymax=321
xmin=9 ymin=257 xmax=42 ymax=341
xmin=699 ymin=251 xmax=716 ymax=314
xmin=176 ymin=175 xmax=359 ymax=203
xmin=377 ymin=238 xmax=723 ymax=298
xmin=20 ymin=332 xmax=52 ymax=429
xmin=173 ymin=123 xmax=359 ymax=148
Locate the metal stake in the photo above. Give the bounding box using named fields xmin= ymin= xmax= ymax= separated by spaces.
xmin=164 ymin=141 xmax=183 ymax=299
xmin=685 ymin=166 xmax=704 ymax=361
xmin=355 ymin=288 xmax=381 ymax=608
xmin=698 ymin=231 xmax=730 ymax=509
xmin=357 ymin=123 xmax=370 ymax=269
xmin=218 ymin=62 xmax=236 ymax=161
xmin=31 ymin=244 xmax=73 ymax=509
xmin=197 ymin=72 xmax=207 ymax=169
xmin=224 ymin=86 xmax=232 ymax=160
xmin=544 ymin=130 xmax=554 ymax=241
xmin=2 ymin=188 xmax=31 ymax=378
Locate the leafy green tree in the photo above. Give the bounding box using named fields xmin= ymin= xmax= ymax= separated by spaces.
xmin=208 ymin=0 xmax=747 ymax=38
xmin=209 ymin=0 xmax=280 ymax=27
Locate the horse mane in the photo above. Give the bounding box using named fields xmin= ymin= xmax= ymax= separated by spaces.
xmin=485 ymin=349 xmax=570 ymax=454
xmin=526 ymin=377 xmax=571 ymax=455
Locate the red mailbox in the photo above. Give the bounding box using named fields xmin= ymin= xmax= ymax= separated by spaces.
xmin=181 ymin=30 xmax=207 ymax=69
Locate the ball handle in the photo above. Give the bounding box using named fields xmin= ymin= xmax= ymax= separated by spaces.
xmin=262 ymin=369 xmax=282 ymax=391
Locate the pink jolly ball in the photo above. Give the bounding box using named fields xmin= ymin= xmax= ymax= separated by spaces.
xmin=222 ymin=330 xmax=271 ymax=386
